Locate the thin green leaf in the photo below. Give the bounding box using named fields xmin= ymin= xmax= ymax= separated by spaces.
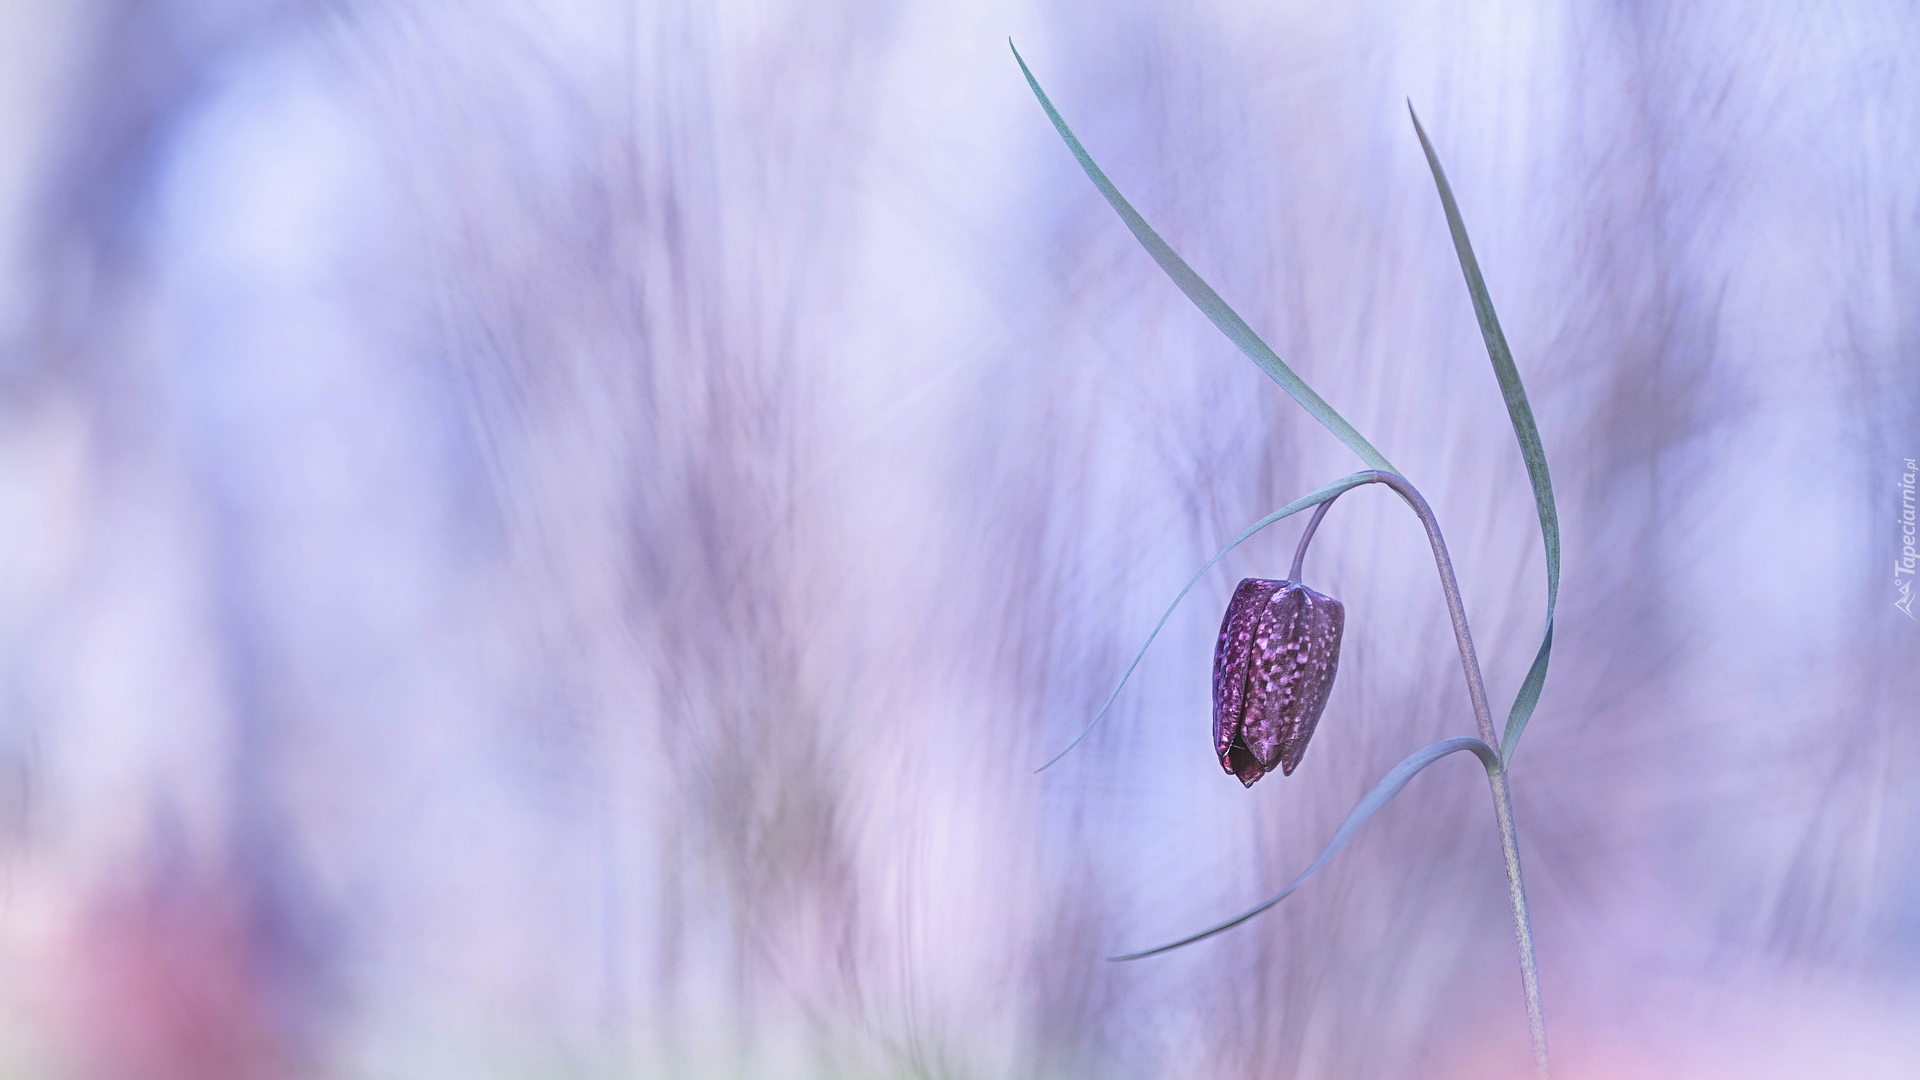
xmin=1407 ymin=105 xmax=1559 ymax=766
xmin=1110 ymin=736 xmax=1501 ymax=961
xmin=1011 ymin=42 xmax=1395 ymax=474
xmin=1037 ymin=472 xmax=1380 ymax=772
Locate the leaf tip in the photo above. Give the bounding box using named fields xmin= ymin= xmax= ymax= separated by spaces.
xmin=1407 ymin=100 xmax=1433 ymax=146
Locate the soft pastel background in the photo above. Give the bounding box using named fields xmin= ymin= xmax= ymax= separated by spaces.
xmin=0 ymin=2 xmax=1916 ymax=1078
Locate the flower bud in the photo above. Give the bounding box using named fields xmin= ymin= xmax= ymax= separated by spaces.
xmin=1212 ymin=578 xmax=1345 ymax=786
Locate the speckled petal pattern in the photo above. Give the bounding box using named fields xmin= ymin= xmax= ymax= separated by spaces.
xmin=1211 ymin=578 xmax=1345 ymax=786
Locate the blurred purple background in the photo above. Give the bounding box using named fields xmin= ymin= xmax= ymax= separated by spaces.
xmin=1 ymin=3 xmax=1916 ymax=1078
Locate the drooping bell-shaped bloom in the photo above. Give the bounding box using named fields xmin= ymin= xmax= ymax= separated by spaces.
xmin=1212 ymin=578 xmax=1345 ymax=786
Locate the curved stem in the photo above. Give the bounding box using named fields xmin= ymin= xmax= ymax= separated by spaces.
xmin=1358 ymin=471 xmax=1552 ymax=1079
xmin=1289 ymin=497 xmax=1336 ymax=581
xmin=1366 ymin=473 xmax=1497 ymax=746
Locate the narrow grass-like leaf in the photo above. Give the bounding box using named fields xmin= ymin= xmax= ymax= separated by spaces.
xmin=1011 ymin=42 xmax=1395 ymax=474
xmin=1408 ymin=105 xmax=1559 ymax=766
xmin=1037 ymin=472 xmax=1378 ymax=772
xmin=1111 ymin=736 xmax=1501 ymax=960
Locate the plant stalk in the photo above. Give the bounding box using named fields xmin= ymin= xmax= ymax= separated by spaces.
xmin=1366 ymin=471 xmax=1552 ymax=1079
xmin=1289 ymin=497 xmax=1336 ymax=581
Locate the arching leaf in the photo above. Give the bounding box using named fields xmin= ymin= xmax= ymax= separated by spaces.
xmin=1110 ymin=736 xmax=1500 ymax=960
xmin=1408 ymin=105 xmax=1559 ymax=766
xmin=1012 ymin=42 xmax=1395 ymax=474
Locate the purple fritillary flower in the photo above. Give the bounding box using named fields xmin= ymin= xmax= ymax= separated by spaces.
xmin=1212 ymin=578 xmax=1345 ymax=786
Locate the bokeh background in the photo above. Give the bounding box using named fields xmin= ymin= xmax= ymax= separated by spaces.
xmin=1 ymin=2 xmax=1917 ymax=1078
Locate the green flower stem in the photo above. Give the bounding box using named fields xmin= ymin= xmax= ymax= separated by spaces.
xmin=1489 ymin=764 xmax=1549 ymax=1077
xmin=1288 ymin=497 xmax=1336 ymax=582
xmin=1366 ymin=470 xmax=1551 ymax=1080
